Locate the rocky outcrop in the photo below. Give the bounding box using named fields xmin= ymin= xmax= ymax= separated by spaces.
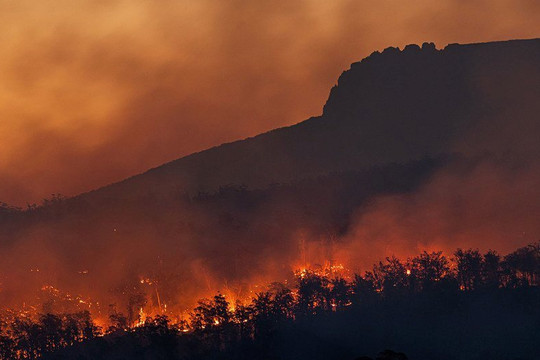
xmin=79 ymin=38 xmax=540 ymax=204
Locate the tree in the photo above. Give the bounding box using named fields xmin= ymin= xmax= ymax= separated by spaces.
xmin=271 ymin=287 xmax=294 ymax=320
xmin=329 ymin=277 xmax=351 ymax=310
xmin=108 ymin=311 xmax=129 ymax=333
xmin=190 ymin=299 xmax=215 ymax=331
xmin=367 ymin=256 xmax=408 ymax=295
xmin=351 ymin=273 xmax=377 ymax=304
xmin=482 ymin=250 xmax=501 ymax=289
xmin=251 ymin=292 xmax=274 ymax=339
xmin=11 ymin=317 xmax=42 ymax=359
xmin=74 ymin=311 xmax=100 ymax=341
xmin=454 ymin=249 xmax=482 ymax=291
xmin=412 ymin=251 xmax=450 ymax=291
xmin=296 ymin=271 xmax=330 ymax=315
xmin=38 ymin=314 xmax=63 ymax=353
xmin=189 ymin=293 xmax=233 ymax=348
xmin=212 ymin=293 xmax=232 ymax=326
xmin=503 ymin=242 xmax=539 ymax=287
xmin=233 ymin=301 xmax=253 ymax=340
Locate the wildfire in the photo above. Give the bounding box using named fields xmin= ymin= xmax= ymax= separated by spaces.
xmin=0 ymin=239 xmax=536 ymax=360
xmin=3 ymin=240 xmax=535 ymax=338
xmin=0 ymin=259 xmax=369 ymax=330
xmin=294 ymin=263 xmax=349 ymax=279
xmin=136 ymin=307 xmax=147 ymax=327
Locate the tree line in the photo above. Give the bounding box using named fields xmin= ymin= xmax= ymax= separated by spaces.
xmin=0 ymin=241 xmax=538 ymax=360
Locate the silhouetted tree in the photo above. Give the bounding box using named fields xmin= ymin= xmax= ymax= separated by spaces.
xmin=251 ymin=292 xmax=274 ymax=339
xmin=329 ymin=277 xmax=351 ymax=310
xmin=233 ymin=300 xmax=253 ymax=340
xmin=38 ymin=314 xmax=63 ymax=353
xmin=108 ymin=311 xmax=129 ymax=333
xmin=272 ymin=287 xmax=294 ymax=320
xmin=296 ymin=271 xmax=330 ymax=315
xmin=454 ymin=248 xmax=482 ymax=291
xmin=411 ymin=251 xmax=451 ymax=291
xmin=4 ymin=242 xmax=540 ymax=360
xmin=368 ymin=256 xmax=408 ymax=295
xmin=211 ymin=293 xmax=232 ymax=326
xmin=190 ymin=299 xmax=214 ymax=331
xmin=482 ymin=250 xmax=501 ymax=289
xmin=503 ymin=242 xmax=539 ymax=286
xmin=351 ymin=273 xmax=377 ymax=304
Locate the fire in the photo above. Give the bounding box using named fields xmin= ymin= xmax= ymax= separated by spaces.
xmin=296 ymin=268 xmax=309 ymax=279
xmin=1 ymin=240 xmax=535 ymax=338
xmin=136 ymin=307 xmax=147 ymax=327
xmin=294 ymin=262 xmax=350 ymax=280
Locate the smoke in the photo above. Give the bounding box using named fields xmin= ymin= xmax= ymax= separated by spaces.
xmin=338 ymin=54 xmax=540 ymax=272
xmin=1 ymin=0 xmax=539 ymax=205
xmin=338 ymin=161 xmax=540 ymax=272
xmin=0 ymin=1 xmax=539 ymax=322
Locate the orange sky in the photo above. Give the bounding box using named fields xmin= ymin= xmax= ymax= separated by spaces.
xmin=1 ymin=0 xmax=539 ymax=205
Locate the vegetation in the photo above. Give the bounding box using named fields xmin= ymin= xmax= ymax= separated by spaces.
xmin=0 ymin=242 xmax=538 ymax=360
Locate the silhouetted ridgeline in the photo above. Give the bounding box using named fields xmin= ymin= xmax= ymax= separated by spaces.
xmin=78 ymin=38 xmax=540 ymax=204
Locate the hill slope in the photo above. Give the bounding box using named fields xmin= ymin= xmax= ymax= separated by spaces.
xmin=81 ymin=38 xmax=540 ymax=203
xmin=0 ymin=38 xmax=539 ymax=315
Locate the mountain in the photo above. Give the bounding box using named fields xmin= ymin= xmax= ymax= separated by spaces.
xmin=1 ymin=38 xmax=539 ymax=314
xmin=80 ymin=38 xmax=540 ymax=204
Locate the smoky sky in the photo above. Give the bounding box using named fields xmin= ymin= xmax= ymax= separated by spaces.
xmin=1 ymin=0 xmax=539 ymax=205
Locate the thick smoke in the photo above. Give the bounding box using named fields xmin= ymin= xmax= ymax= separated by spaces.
xmin=339 ymin=161 xmax=540 ymax=272
xmin=0 ymin=1 xmax=539 ymax=323
xmin=339 ymin=57 xmax=540 ymax=272
xmin=1 ymin=0 xmax=539 ymax=205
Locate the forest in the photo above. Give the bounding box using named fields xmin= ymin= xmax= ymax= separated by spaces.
xmin=0 ymin=241 xmax=538 ymax=360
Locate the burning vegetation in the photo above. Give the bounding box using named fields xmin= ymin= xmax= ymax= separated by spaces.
xmin=0 ymin=242 xmax=538 ymax=359
xmin=0 ymin=156 xmax=539 ymax=359
xmin=0 ymin=38 xmax=539 ymax=359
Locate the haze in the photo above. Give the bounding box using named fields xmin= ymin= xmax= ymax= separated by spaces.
xmin=1 ymin=0 xmax=539 ymax=205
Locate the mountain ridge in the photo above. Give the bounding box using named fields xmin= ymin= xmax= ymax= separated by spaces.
xmin=78 ymin=37 xmax=540 ymax=204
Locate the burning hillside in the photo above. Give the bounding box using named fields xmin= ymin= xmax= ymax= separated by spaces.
xmin=0 ymin=242 xmax=538 ymax=359
xmin=0 ymin=39 xmax=539 ymax=341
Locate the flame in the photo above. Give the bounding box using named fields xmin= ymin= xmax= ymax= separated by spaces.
xmin=294 ymin=262 xmax=350 ymax=280
xmin=136 ymin=307 xmax=147 ymax=327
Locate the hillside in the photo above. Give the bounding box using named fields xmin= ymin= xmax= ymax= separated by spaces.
xmin=80 ymin=38 xmax=540 ymax=204
xmin=0 ymin=38 xmax=539 ymax=317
